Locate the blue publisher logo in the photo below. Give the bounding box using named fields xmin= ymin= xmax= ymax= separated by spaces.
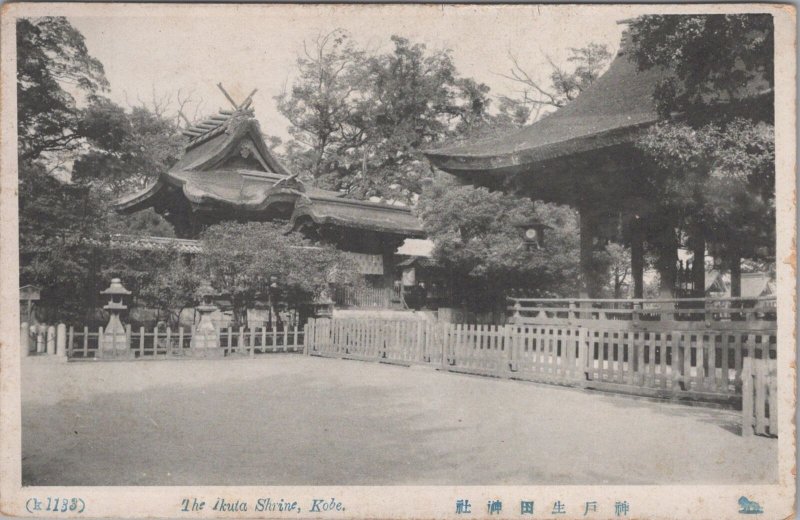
xmin=738 ymin=497 xmax=763 ymax=514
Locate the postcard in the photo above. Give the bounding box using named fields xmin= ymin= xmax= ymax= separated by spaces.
xmin=0 ymin=3 xmax=795 ymax=519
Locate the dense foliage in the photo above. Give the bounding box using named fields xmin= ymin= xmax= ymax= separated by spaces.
xmin=277 ymin=32 xmax=614 ymax=205
xmin=18 ymin=17 xmax=183 ymax=322
xmin=416 ymin=178 xmax=582 ymax=310
xmin=195 ymin=222 xmax=362 ymax=326
xmin=628 ymin=14 xmax=773 ymax=121
xmin=276 ymin=31 xmax=491 ymax=203
xmin=16 ymin=17 xmax=108 ymax=162
xmin=629 ymin=14 xmax=775 ymax=271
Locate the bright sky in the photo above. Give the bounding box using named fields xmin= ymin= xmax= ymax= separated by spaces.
xmin=68 ymin=5 xmax=627 ymax=141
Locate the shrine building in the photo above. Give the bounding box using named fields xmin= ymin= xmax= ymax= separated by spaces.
xmin=424 ymin=34 xmax=771 ymax=300
xmin=113 ymin=106 xmax=424 ymax=307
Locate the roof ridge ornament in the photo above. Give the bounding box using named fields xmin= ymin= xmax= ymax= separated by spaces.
xmin=180 ymin=84 xmax=258 ymax=146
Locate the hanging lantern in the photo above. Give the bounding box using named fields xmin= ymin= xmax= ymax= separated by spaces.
xmin=513 ymin=217 xmax=551 ymax=251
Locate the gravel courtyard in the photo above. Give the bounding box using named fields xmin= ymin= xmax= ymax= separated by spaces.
xmin=21 ymin=355 xmax=777 ymax=486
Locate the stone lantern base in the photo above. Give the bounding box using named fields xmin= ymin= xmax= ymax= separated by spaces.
xmin=97 ymin=316 xmax=133 ymax=360
xmin=189 ymin=306 xmax=223 ymax=358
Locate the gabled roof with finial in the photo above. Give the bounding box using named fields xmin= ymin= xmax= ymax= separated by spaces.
xmin=113 ymin=89 xmax=423 ymax=238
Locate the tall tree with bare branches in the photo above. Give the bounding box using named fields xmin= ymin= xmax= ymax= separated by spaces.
xmin=497 ymin=44 xmax=612 ymax=124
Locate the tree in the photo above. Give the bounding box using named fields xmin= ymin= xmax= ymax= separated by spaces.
xmin=275 ymin=29 xmax=368 ymax=181
xmin=278 ymin=32 xmax=492 ymax=202
xmin=601 ymin=243 xmax=631 ymax=298
xmin=446 ymin=43 xmax=613 ymax=145
xmin=637 ymin=119 xmax=775 ymax=261
xmin=17 ymin=18 xmax=183 ymax=323
xmin=628 ymin=14 xmax=775 ymax=285
xmin=73 ymin=96 xmax=185 ymax=197
xmin=195 ymin=222 xmax=361 ymax=326
xmin=19 ymin=162 xmax=107 ymax=323
xmin=498 ymin=44 xmax=612 ymax=121
xmin=628 ymin=14 xmax=773 ymax=121
xmin=101 ymin=246 xmax=199 ymax=328
xmin=416 ymin=178 xmax=580 ymax=312
xmin=17 ymin=17 xmax=108 ymax=162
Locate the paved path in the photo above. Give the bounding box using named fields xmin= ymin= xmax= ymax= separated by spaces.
xmin=21 ymin=355 xmax=776 ymax=485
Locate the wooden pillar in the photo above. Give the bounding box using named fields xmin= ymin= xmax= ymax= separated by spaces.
xmin=578 ymin=205 xmax=597 ymax=299
xmin=631 ymin=216 xmax=644 ymax=299
xmin=657 ymin=226 xmax=679 ymax=299
xmin=690 ymin=226 xmax=706 ymax=297
xmin=730 ymin=252 xmax=742 ymax=297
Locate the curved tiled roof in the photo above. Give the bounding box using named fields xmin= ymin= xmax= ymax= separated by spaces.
xmin=291 ymin=195 xmax=424 ymax=237
xmin=113 ymin=110 xmax=423 ymax=237
xmin=424 ymin=45 xmax=666 ymax=174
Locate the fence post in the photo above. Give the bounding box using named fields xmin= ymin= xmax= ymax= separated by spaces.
xmin=304 ymin=320 xmax=313 ymax=355
xmin=56 ymin=324 xmax=67 ymax=358
xmin=742 ymin=357 xmax=753 ymax=437
xmin=46 ymin=325 xmax=55 ymax=355
xmin=440 ymin=322 xmax=449 ymax=369
xmin=36 ymin=325 xmax=46 ymax=354
xmin=577 ymin=327 xmax=590 ymax=385
xmin=68 ymin=326 xmax=74 ymax=358
xmin=505 ymin=324 xmax=515 ymax=373
xmin=20 ymin=322 xmax=30 ymax=357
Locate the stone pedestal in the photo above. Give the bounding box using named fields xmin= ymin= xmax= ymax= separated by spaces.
xmin=98 ymin=312 xmax=133 ymax=360
xmin=189 ymin=284 xmax=223 ymax=358
xmin=190 ymin=306 xmax=223 ymax=358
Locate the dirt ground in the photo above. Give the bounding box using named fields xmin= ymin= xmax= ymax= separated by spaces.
xmin=21 ymin=355 xmax=777 ymax=486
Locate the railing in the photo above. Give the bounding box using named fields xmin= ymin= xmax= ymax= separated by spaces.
xmin=334 ymin=285 xmax=392 ymax=308
xmin=305 ymin=318 xmax=778 ymax=416
xmin=58 ymin=324 xmax=304 ymax=360
xmin=508 ymin=297 xmax=777 ymax=331
xmin=742 ymin=358 xmax=777 ymax=437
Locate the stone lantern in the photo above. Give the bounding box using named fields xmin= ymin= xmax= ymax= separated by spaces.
xmin=98 ymin=278 xmax=132 ymax=360
xmin=190 ymin=282 xmax=223 ymax=356
xmin=313 ymin=287 xmax=335 ymax=319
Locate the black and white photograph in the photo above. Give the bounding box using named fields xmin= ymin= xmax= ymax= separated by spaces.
xmin=0 ymin=3 xmax=795 ymax=519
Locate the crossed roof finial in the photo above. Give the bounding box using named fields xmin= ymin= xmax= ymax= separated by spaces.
xmin=217 ymin=83 xmax=258 ymax=112
xmin=180 ymin=84 xmax=258 ymax=143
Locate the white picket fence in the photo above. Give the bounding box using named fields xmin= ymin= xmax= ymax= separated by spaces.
xmin=741 ymin=358 xmax=778 ymax=437
xmin=304 ymin=318 xmax=778 ymax=405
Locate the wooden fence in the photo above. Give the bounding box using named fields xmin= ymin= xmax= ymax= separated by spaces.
xmin=508 ymin=297 xmax=777 ymax=331
xmin=334 ymin=285 xmax=392 ymax=308
xmin=305 ymin=318 xmax=777 ymax=405
xmin=64 ymin=324 xmax=304 ymax=360
xmin=742 ymin=358 xmax=778 ymax=437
